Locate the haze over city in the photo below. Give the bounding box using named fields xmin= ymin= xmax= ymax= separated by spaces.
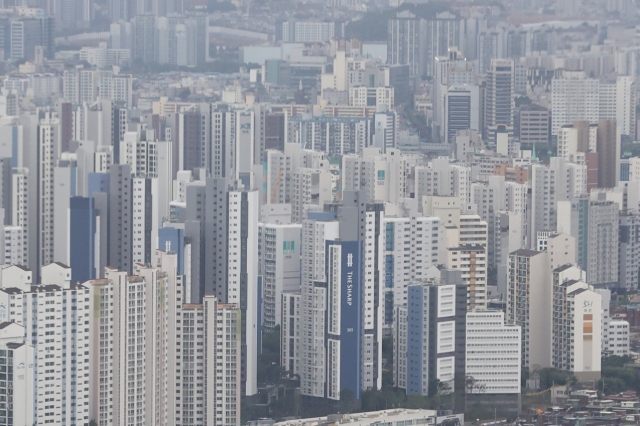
xmin=0 ymin=0 xmax=639 ymax=425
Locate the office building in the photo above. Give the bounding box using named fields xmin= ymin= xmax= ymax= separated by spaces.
xmin=444 ymin=85 xmax=480 ymax=144
xmin=484 ymin=59 xmax=514 ymax=143
xmin=517 ymin=104 xmax=549 ymax=145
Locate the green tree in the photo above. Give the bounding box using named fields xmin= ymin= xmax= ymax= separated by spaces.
xmin=537 ymin=368 xmax=575 ymax=389
xmin=339 ymin=388 xmax=356 ymax=413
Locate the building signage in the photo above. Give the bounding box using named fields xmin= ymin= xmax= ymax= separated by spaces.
xmin=340 ymin=240 xmax=362 ymax=399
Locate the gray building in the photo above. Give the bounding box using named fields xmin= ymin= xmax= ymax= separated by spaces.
xmin=618 ymin=213 xmax=640 ymax=291
xmin=108 ymin=164 xmax=133 ymax=274
xmin=566 ymin=197 xmax=620 ymax=287
xmin=517 ymin=104 xmax=549 ymax=145
xmin=484 ymin=59 xmax=515 ymax=143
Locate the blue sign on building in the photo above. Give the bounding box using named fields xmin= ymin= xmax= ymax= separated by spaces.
xmin=339 ymin=240 xmax=362 ymax=399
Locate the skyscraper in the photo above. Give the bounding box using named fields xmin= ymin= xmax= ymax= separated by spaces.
xmin=484 ymin=59 xmax=514 ymax=143
xmin=36 ymin=114 xmax=58 ymax=274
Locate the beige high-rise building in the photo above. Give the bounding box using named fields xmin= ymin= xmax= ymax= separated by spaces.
xmin=507 ymin=249 xmax=552 ymax=369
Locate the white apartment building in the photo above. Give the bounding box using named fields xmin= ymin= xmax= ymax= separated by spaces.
xmin=132 ymin=177 xmax=160 ymax=265
xmin=258 ymin=222 xmax=302 ymax=330
xmin=299 ymin=219 xmax=340 ymax=397
xmin=281 ymin=21 xmax=336 ymax=43
xmin=3 ymin=225 xmax=27 ymax=266
xmin=0 ymin=263 xmax=90 ymax=425
xmin=0 ymin=322 xmax=35 ymax=426
xmin=551 ymin=71 xmax=599 ymax=135
xmin=471 ymin=175 xmax=527 ymax=268
xmin=529 ymin=158 xmax=587 ymax=248
xmin=415 ymin=159 xmax=471 ymax=203
xmin=557 ymin=124 xmax=596 ymax=160
xmin=552 ymin=273 xmax=601 ymax=381
xmin=606 ymin=320 xmax=630 ymax=356
xmin=89 ymin=251 xmax=180 ymax=426
xmin=291 ymin=168 xmax=332 ymax=223
xmin=466 ymin=311 xmax=521 ymax=394
xmin=615 ymin=76 xmax=636 ymax=137
xmin=227 ymin=190 xmax=259 ymax=396
xmin=382 ymin=216 xmax=440 ymax=313
xmin=88 ymin=252 xmax=241 ymax=426
xmin=120 ymin=130 xmax=158 ymax=177
xmin=372 ymin=112 xmax=397 ymax=152
xmin=175 ymin=296 xmax=241 ymax=426
xmin=264 ymin=150 xmax=291 ymax=205
xmin=342 ymin=152 xmax=376 ymax=201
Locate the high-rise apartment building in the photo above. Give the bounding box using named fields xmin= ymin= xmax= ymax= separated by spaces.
xmin=529 ymin=157 xmax=587 ymax=248
xmin=108 ymin=164 xmax=133 ymax=274
xmin=297 ymin=192 xmax=384 ymax=400
xmin=89 ymin=253 xmax=178 ymax=426
xmin=393 ymin=273 xmax=467 ymax=396
xmin=507 ymin=249 xmax=552 ymax=368
xmin=618 ymin=213 xmax=640 ymax=291
xmin=557 ymin=198 xmax=619 ymax=286
xmin=551 ymin=71 xmax=599 ymax=135
xmin=0 ymin=263 xmax=91 ymax=425
xmin=446 ymin=244 xmax=487 ymax=309
xmin=387 ymin=11 xmax=422 ymax=76
xmin=552 ymin=270 xmax=601 ymax=381
xmin=258 ymin=222 xmax=301 ymax=331
xmin=382 ymin=216 xmax=440 ymax=329
xmin=36 ymin=114 xmax=58 ymax=275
